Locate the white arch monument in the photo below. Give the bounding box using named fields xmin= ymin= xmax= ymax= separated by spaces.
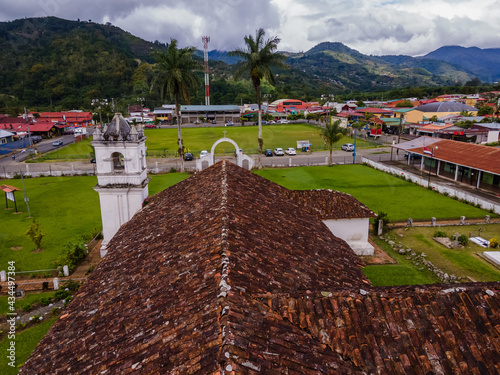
xmin=196 ymin=137 xmax=254 ymax=171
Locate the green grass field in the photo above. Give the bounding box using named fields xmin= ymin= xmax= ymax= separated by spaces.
xmin=362 ymin=237 xmax=440 ymax=286
xmin=255 ymin=165 xmax=492 ymax=222
xmin=36 ymin=124 xmax=379 ymax=161
xmin=0 ymin=292 xmax=56 ymax=315
xmin=0 ymin=316 xmax=58 ymax=374
xmin=0 ymin=173 xmax=189 ymax=271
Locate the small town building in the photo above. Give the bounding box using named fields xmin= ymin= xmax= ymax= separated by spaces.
xmin=406 ymin=102 xmax=478 ymax=123
xmin=179 ymin=104 xmax=240 ymax=124
xmin=392 ymin=136 xmax=500 ymax=193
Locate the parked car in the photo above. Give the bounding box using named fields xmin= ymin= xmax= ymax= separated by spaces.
xmin=404 ymin=152 xmax=422 ymax=160
xmin=265 ymin=149 xmax=273 ymax=157
xmin=285 ymin=147 xmax=296 ymax=155
xmin=268 ymin=120 xmax=276 ymax=124
xmin=278 ymin=119 xmax=289 ymax=124
xmin=184 ymin=152 xmax=194 ymax=161
xmin=31 ymin=135 xmax=43 ymax=144
xmin=200 ymin=150 xmax=209 ymax=158
xmin=341 ymin=143 xmax=354 ymax=152
xmin=52 ymin=140 xmax=63 ymax=147
xmin=90 ymin=158 xmax=96 ymax=163
xmin=274 ymin=147 xmax=284 ymax=156
xmin=225 ymin=121 xmax=234 ymax=126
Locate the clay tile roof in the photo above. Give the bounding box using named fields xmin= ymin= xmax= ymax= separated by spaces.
xmin=287 ymin=189 xmax=377 ymax=219
xmin=20 ymin=162 xmax=500 ymax=374
xmin=21 ymin=161 xmax=368 ymax=374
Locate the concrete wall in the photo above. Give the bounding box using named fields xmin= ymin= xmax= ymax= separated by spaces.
xmin=323 ymin=217 xmax=374 ymax=256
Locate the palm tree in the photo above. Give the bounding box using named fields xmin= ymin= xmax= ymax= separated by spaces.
xmin=152 ymin=39 xmax=201 ymax=172
xmin=229 ymin=28 xmax=288 ymax=167
xmin=321 ymin=119 xmax=348 ymax=165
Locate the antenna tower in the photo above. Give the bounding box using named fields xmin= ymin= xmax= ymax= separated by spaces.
xmin=202 ymin=36 xmax=210 ymax=106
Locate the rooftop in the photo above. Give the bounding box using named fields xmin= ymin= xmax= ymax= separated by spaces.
xmin=21 ymin=161 xmax=500 ymax=374
xmin=414 ymin=102 xmax=478 ymax=113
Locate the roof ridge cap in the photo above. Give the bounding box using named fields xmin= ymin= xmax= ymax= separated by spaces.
xmin=218 ymin=160 xmax=232 ymax=374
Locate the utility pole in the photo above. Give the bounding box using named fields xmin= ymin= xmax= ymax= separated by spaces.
xmin=202 ymin=36 xmax=210 ymax=106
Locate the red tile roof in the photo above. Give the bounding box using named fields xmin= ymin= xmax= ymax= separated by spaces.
xmin=0 ymin=122 xmax=55 ymax=133
xmin=393 ymin=137 xmax=500 ymax=175
xmin=287 ymin=189 xmax=377 ymax=219
xmin=21 ymin=162 xmax=500 ymax=374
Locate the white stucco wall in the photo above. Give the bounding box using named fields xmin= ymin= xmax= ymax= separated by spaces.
xmin=95 ymin=185 xmax=148 ymax=257
xmin=323 ymin=217 xmax=374 ymax=256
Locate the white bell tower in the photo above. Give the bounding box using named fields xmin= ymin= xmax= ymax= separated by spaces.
xmin=92 ymin=113 xmax=150 ymax=257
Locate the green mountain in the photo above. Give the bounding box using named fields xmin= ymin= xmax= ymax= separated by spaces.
xmin=423 ymin=45 xmax=500 ymax=83
xmin=0 ymin=17 xmax=481 ymax=111
xmin=285 ymin=42 xmax=475 ymax=90
xmin=0 ymin=17 xmax=169 ymax=110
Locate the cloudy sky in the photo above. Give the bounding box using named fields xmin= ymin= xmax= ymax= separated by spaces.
xmin=0 ymin=0 xmax=499 ymax=56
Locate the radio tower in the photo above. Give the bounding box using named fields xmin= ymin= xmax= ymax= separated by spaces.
xmin=202 ymin=36 xmax=210 ymax=106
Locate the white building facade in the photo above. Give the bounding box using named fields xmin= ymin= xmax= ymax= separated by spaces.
xmin=92 ymin=113 xmax=150 ymax=257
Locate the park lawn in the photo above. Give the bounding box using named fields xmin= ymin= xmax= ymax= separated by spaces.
xmin=0 ymin=316 xmax=58 ymax=374
xmin=34 ymin=124 xmax=378 ymax=160
xmin=0 ymin=292 xmax=56 ymax=315
xmin=391 ymin=224 xmax=500 ymax=282
xmin=255 ymin=165 xmax=492 ymax=222
xmin=0 ymin=173 xmax=189 ymax=271
xmin=362 ymin=237 xmax=439 ymax=286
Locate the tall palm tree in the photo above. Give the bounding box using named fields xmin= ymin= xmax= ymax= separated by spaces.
xmin=321 ymin=119 xmax=348 ymax=165
xmin=229 ymin=28 xmax=288 ymax=167
xmin=152 ymin=39 xmax=201 ymax=172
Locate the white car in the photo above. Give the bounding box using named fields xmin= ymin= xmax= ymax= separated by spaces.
xmin=278 ymin=119 xmax=289 ymax=124
xmin=200 ymin=150 xmax=209 ymax=158
xmin=285 ymin=147 xmax=296 ymax=155
xmin=341 ymin=143 xmax=355 ymax=152
xmin=274 ymin=148 xmax=284 ymax=156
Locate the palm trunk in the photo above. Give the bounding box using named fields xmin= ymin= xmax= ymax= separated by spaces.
xmin=175 ymin=96 xmax=184 ymax=173
xmin=256 ymin=84 xmax=263 ymax=169
xmin=329 ymin=146 xmax=333 ymax=166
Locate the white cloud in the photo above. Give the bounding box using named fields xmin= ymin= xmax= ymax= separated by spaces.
xmin=0 ymin=0 xmax=499 ymax=55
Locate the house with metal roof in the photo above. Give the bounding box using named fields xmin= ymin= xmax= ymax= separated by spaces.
xmin=179 ymin=105 xmax=241 ymax=124
xmin=21 ymin=161 xmax=500 ymax=374
xmin=406 ymin=102 xmax=479 ymax=123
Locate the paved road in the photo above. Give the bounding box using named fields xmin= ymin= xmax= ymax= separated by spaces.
xmin=2 ymin=134 xmax=76 ymax=163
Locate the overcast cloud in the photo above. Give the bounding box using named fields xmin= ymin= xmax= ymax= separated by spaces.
xmin=0 ymin=0 xmax=499 ymax=56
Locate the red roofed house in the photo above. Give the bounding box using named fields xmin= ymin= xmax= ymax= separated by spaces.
xmin=21 ymin=160 xmax=500 ymax=374
xmin=35 ymin=111 xmax=93 ymax=127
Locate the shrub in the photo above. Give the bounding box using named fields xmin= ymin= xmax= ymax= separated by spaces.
xmin=30 ymin=314 xmax=42 ymax=323
xmin=22 ymin=304 xmax=33 ymax=312
xmin=434 ymin=230 xmax=448 ymax=238
xmin=458 ymin=234 xmax=469 ymax=246
xmin=443 ymin=192 xmax=449 ymax=197
xmin=55 ymin=290 xmax=70 ymax=301
xmin=169 ymin=167 xmax=177 ymax=173
xmin=62 ymin=280 xmax=82 ymax=291
xmin=490 ymin=237 xmax=499 ymax=249
xmin=51 ymin=307 xmax=59 ymax=315
xmin=40 ymin=297 xmax=52 ymax=306
xmin=63 ymin=241 xmax=88 ymax=272
xmin=373 ymin=211 xmax=390 ymax=234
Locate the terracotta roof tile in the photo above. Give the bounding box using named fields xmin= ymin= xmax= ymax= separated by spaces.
xmin=21 ymin=162 xmax=500 ymax=374
xmin=286 ymin=189 xmax=376 ymax=220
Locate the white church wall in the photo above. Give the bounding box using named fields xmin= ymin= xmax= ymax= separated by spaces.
xmin=323 ymin=217 xmax=374 ymax=256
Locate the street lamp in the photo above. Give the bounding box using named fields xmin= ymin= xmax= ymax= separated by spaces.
xmin=91 ymin=99 xmax=108 ymax=127
xmin=137 ymin=97 xmax=145 ymax=124
xmin=321 ymin=94 xmax=334 ymax=125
